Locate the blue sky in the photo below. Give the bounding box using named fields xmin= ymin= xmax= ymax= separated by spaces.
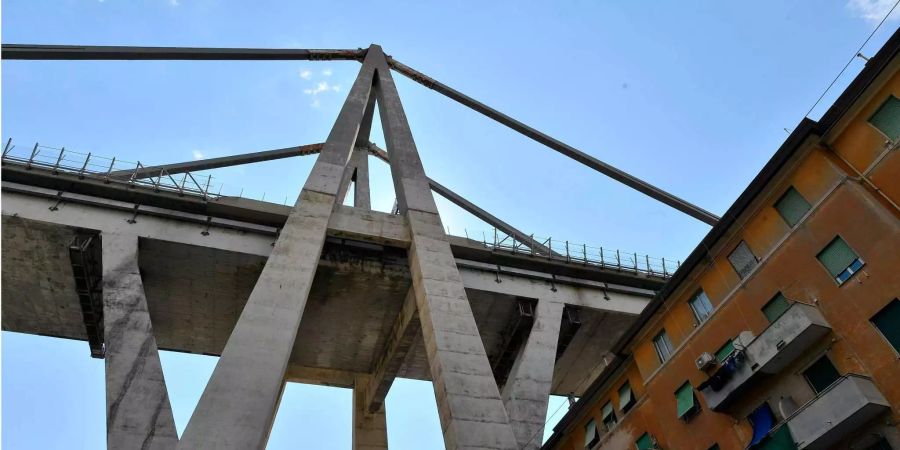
xmin=2 ymin=1 xmax=897 ymax=448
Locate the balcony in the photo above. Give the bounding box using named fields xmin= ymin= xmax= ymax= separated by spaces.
xmin=787 ymin=375 xmax=890 ymax=450
xmin=700 ymin=303 xmax=831 ymax=411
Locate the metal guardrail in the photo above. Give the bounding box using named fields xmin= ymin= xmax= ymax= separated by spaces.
xmin=1 ymin=139 xmax=215 ymax=199
xmin=2 ymin=139 xmax=680 ymax=276
xmin=468 ymin=227 xmax=681 ymax=278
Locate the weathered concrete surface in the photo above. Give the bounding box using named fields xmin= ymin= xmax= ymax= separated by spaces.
xmin=1 ymin=215 xmax=85 ymax=339
xmin=366 ymin=288 xmax=420 ymax=413
xmin=353 ymin=376 xmax=389 ymax=450
xmin=176 ymin=49 xmax=379 ymax=450
xmin=501 ymin=299 xmax=564 ymax=449
xmin=102 ymin=232 xmax=178 ymax=450
xmin=337 ymin=148 xmax=372 ymax=210
xmin=1 ymin=215 xmax=645 ymax=396
xmin=373 ymin=43 xmax=519 ymax=449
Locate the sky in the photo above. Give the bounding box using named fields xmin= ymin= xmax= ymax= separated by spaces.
xmin=1 ymin=1 xmax=898 ymax=449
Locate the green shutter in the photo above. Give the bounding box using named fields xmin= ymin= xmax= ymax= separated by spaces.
xmin=869 ymin=96 xmax=900 ymax=141
xmin=817 ymin=237 xmax=858 ymax=278
xmin=872 ymin=299 xmax=900 ymax=354
xmin=635 ymin=433 xmax=653 ymax=450
xmin=763 ymin=293 xmax=791 ymax=323
xmin=774 ymin=187 xmax=811 ymax=227
xmin=803 ymin=356 xmax=841 ymax=394
xmin=715 ymin=339 xmax=735 ymax=362
xmin=675 ymin=382 xmax=696 ymax=418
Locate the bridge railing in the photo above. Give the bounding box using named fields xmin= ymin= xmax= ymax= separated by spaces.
xmin=1 ymin=139 xmax=215 ymax=199
xmin=467 ymin=228 xmax=681 ymax=278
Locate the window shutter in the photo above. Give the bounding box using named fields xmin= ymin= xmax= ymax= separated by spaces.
xmin=715 ymin=339 xmax=735 ymax=363
xmin=635 ymin=433 xmax=653 ymax=450
xmin=869 ymin=96 xmax=900 ymax=141
xmin=619 ymin=383 xmax=634 ymax=409
xmin=584 ymin=419 xmax=599 ymax=448
xmin=872 ymin=299 xmax=900 ymax=353
xmin=675 ymin=382 xmax=696 ymax=418
xmin=774 ymin=187 xmax=811 ymax=227
xmin=817 ymin=237 xmax=858 ymax=278
xmin=762 ymin=293 xmax=791 ymax=323
xmin=728 ymin=241 xmax=757 ymax=279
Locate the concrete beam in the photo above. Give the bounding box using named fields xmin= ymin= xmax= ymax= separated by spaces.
xmin=176 ymin=47 xmax=380 ymax=450
xmin=353 ymin=376 xmax=389 ymax=450
xmin=102 ymin=232 xmax=178 ymax=450
xmin=372 ymin=44 xmax=519 ymax=449
xmin=365 ymin=289 xmax=420 ymax=413
xmin=501 ymin=299 xmax=564 ymax=450
xmin=336 ymin=147 xmax=372 ymax=210
xmin=457 ymin=264 xmax=650 ymax=315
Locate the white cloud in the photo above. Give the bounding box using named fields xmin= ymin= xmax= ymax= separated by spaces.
xmin=322 ymin=68 xmax=333 ymax=77
xmin=303 ymin=81 xmax=341 ymax=95
xmin=310 ymin=99 xmax=321 ymax=108
xmin=169 ymin=0 xmax=180 ymax=6
xmin=847 ymin=0 xmax=898 ymax=22
xmin=299 ymin=69 xmax=312 ymax=80
xmin=192 ymin=150 xmax=205 ymax=160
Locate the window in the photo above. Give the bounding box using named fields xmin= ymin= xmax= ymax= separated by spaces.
xmin=728 ymin=241 xmax=758 ymax=279
xmin=715 ymin=339 xmax=735 ymax=363
xmin=584 ymin=418 xmax=600 ymax=448
xmin=803 ymin=355 xmax=841 ymax=394
xmin=635 ymin=433 xmax=654 ymax=450
xmin=619 ymin=382 xmax=636 ymax=413
xmin=653 ymin=330 xmax=675 ymax=363
xmin=601 ymin=401 xmax=617 ymax=431
xmin=774 ymin=187 xmax=811 ymax=227
xmin=689 ymin=290 xmax=714 ymax=324
xmin=871 ymin=299 xmax=900 ymax=354
xmin=675 ymin=382 xmax=700 ymax=420
xmin=816 ymin=236 xmax=864 ymax=285
xmin=869 ymin=95 xmax=900 ymax=141
xmin=762 ymin=293 xmax=791 ymax=323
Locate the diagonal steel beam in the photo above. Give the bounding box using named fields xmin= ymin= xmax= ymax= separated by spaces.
xmin=387 ymin=57 xmax=720 ymax=226
xmin=1 ymin=44 xmax=364 ymax=61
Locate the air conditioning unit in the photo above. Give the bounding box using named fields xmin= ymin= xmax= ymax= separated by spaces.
xmin=695 ymin=352 xmax=716 ymax=370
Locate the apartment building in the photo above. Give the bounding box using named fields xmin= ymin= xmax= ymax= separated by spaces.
xmin=543 ymin=29 xmax=900 ymax=450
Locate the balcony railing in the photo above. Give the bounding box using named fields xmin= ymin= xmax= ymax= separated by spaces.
xmin=753 ymin=375 xmax=890 ymax=450
xmin=699 ymin=303 xmax=832 ymax=412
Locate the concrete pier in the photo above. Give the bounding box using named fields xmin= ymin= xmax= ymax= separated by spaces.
xmin=176 ymin=50 xmax=379 ymax=450
xmin=372 ymin=44 xmax=520 ymax=449
xmin=102 ymin=232 xmax=178 ymax=450
xmin=353 ymin=376 xmax=389 ymax=450
xmin=502 ymin=299 xmax=564 ymax=449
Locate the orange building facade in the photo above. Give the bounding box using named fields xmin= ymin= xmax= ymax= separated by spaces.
xmin=543 ymin=30 xmax=900 ymax=450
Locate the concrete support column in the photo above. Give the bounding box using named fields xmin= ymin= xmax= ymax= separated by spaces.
xmin=176 ymin=51 xmax=379 ymax=450
xmin=352 ymin=148 xmax=371 ymax=209
xmin=353 ymin=376 xmax=389 ymax=450
xmin=371 ymin=44 xmax=518 ymax=450
xmin=501 ymin=299 xmax=564 ymax=450
xmin=102 ymin=232 xmax=178 ymax=450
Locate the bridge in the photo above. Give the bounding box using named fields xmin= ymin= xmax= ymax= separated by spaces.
xmin=1 ymin=43 xmax=708 ymax=450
